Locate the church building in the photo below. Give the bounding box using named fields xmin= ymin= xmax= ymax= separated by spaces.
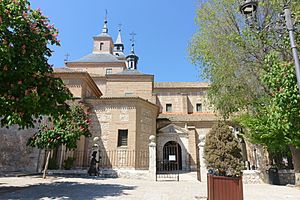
xmin=53 ymin=17 xmax=218 ymax=179
xmin=0 ymin=17 xmax=270 ymax=182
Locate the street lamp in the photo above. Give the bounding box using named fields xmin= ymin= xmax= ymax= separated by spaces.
xmin=240 ymin=0 xmax=258 ymax=15
xmin=240 ymin=0 xmax=258 ymax=28
xmin=240 ymin=0 xmax=300 ymax=94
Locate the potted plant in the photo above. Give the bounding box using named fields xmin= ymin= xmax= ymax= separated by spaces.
xmin=204 ymin=121 xmax=244 ymax=200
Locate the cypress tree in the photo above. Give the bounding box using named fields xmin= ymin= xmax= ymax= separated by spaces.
xmin=204 ymin=121 xmax=243 ymax=177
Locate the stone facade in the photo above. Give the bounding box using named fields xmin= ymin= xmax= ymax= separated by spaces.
xmin=0 ymin=125 xmax=44 ymax=173
xmin=51 ymin=20 xmax=220 ymax=179
xmin=0 ymin=18 xmax=269 ymax=182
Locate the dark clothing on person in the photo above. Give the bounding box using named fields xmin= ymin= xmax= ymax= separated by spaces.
xmin=88 ymin=151 xmax=99 ymax=176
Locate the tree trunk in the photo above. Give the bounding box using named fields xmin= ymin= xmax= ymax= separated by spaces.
xmin=289 ymin=145 xmax=300 ymax=185
xmin=43 ymin=151 xmax=51 ymax=179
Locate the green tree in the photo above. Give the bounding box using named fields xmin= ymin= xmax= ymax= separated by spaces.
xmin=190 ymin=0 xmax=300 ymax=184
xmin=0 ymin=0 xmax=72 ymax=128
xmin=189 ymin=0 xmax=299 ymax=117
xmin=189 ymin=0 xmax=274 ymax=118
xmin=204 ymin=121 xmax=243 ymax=177
xmin=237 ymin=53 xmax=300 ymax=182
xmin=27 ymin=103 xmax=91 ymax=178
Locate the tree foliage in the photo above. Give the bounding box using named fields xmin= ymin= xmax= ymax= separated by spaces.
xmin=27 ymin=104 xmax=91 ymax=150
xmin=190 ymin=0 xmax=300 ymax=180
xmin=189 ymin=0 xmax=299 ymax=117
xmin=189 ymin=0 xmax=272 ymax=118
xmin=237 ymin=54 xmax=300 ymax=149
xmin=204 ymin=121 xmax=243 ymax=177
xmin=0 ymin=0 xmax=72 ymax=128
xmin=27 ymin=103 xmax=91 ymax=178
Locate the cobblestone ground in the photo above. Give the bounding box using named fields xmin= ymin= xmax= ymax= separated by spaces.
xmin=0 ymin=174 xmax=299 ymax=200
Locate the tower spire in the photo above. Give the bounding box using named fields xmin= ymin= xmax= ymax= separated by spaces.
xmin=102 ymin=9 xmax=108 ymax=34
xmin=115 ymin=24 xmax=123 ymax=44
xmin=126 ymin=32 xmax=139 ymax=70
xmin=113 ymin=24 xmax=125 ymax=59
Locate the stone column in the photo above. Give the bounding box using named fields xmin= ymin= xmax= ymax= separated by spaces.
xmin=148 ymin=135 xmax=156 ymax=181
xmin=198 ymin=135 xmax=207 ymax=182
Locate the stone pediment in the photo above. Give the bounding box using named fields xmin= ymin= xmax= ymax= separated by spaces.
xmin=158 ymin=124 xmax=188 ymax=135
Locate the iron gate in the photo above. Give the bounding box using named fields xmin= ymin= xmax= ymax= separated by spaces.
xmin=156 ymin=141 xmax=181 ymax=181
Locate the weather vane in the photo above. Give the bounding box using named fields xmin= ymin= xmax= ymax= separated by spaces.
xmin=104 ymin=9 xmax=108 ymax=22
xmin=130 ymin=32 xmax=136 ymax=45
xmin=118 ymin=23 xmax=122 ymax=31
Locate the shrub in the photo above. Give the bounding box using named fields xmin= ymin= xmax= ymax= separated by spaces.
xmin=204 ymin=121 xmax=243 ymax=177
xmin=47 ymin=157 xmax=59 ymax=170
xmin=64 ymin=157 xmax=76 ymax=170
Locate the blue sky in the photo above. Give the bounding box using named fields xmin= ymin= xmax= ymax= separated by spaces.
xmin=30 ymin=0 xmax=202 ymax=82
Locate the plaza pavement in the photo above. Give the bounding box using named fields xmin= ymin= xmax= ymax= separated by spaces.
xmin=0 ymin=172 xmax=299 ymax=200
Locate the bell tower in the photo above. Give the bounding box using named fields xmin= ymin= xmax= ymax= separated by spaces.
xmin=92 ymin=12 xmax=114 ymax=54
xmin=113 ymin=27 xmax=125 ymax=59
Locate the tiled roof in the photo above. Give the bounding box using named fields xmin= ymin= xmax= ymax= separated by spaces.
xmin=157 ymin=113 xmax=218 ymax=122
xmin=69 ymin=53 xmax=123 ymax=63
xmin=154 ymin=82 xmax=210 ymax=88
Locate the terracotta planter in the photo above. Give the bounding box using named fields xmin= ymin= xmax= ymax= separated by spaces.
xmin=207 ymin=174 xmax=243 ymax=200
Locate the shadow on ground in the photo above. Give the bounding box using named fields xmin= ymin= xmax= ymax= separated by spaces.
xmin=0 ymin=181 xmax=136 ymax=200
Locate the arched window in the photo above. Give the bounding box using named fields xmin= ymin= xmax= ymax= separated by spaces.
xmin=100 ymin=42 xmax=104 ymax=50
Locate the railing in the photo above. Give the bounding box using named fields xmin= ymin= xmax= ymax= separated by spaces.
xmin=47 ymin=149 xmax=149 ymax=170
xmin=98 ymin=150 xmax=149 ymax=169
xmin=156 ymin=160 xmax=180 ymax=181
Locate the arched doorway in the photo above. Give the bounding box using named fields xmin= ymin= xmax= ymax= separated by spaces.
xmin=163 ymin=141 xmax=182 ymax=170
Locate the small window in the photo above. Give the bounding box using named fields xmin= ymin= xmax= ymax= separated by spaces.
xmin=106 ymin=68 xmax=112 ymax=75
xmin=100 ymin=42 xmax=104 ymax=50
xmin=196 ymin=103 xmax=202 ymax=112
xmin=166 ymin=104 xmax=172 ymax=112
xmin=125 ymin=92 xmax=133 ymax=97
xmin=118 ymin=129 xmax=128 ymax=147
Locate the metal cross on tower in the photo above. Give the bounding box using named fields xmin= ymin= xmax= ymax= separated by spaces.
xmin=118 ymin=23 xmax=122 ymax=31
xmin=64 ymin=53 xmax=70 ymax=63
xmin=104 ymin=9 xmax=108 ymax=22
xmin=130 ymin=32 xmax=136 ymax=45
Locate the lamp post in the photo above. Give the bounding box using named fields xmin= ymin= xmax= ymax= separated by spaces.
xmin=240 ymin=0 xmax=300 ymax=94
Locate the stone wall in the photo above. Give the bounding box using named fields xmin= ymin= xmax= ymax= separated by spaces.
xmin=242 ymin=170 xmax=265 ymax=184
xmin=187 ymin=128 xmax=198 ymax=171
xmin=87 ymin=99 xmax=137 ymax=151
xmin=106 ymin=78 xmax=153 ymax=101
xmin=278 ymin=170 xmax=295 ymax=185
xmin=155 ymin=90 xmax=214 ymax=114
xmin=66 ymin=63 xmax=126 ymax=77
xmin=136 ymin=106 xmax=157 ymax=153
xmin=86 ymin=98 xmax=158 ymax=169
xmin=0 ymin=126 xmax=43 ymax=173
